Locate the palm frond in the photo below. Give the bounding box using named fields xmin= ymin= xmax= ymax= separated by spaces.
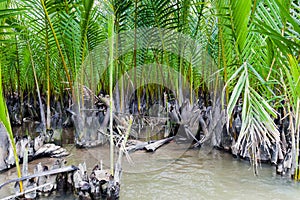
xmin=226 ymin=63 xmax=280 ymax=170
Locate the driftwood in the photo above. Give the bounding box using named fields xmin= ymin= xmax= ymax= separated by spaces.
xmin=0 ymin=165 xmax=78 ymax=189
xmin=2 ymin=183 xmax=53 ymax=200
xmin=1 ymin=159 xmax=120 ymax=200
xmin=75 ymin=137 xmax=105 ymax=148
xmin=0 ymin=122 xmax=69 ymax=172
xmin=126 ymin=141 xmax=149 ymax=152
xmin=145 ymin=137 xmax=174 ymax=152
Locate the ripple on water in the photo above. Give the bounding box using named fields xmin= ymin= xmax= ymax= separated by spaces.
xmin=121 ymin=148 xmax=300 ymax=200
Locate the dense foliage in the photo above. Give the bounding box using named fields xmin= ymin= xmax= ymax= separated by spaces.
xmin=0 ymin=0 xmax=299 ymax=178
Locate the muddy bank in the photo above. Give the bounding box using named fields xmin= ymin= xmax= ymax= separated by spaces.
xmin=3 ymin=89 xmax=298 ymax=179
xmin=5 ymin=92 xmax=73 ymax=128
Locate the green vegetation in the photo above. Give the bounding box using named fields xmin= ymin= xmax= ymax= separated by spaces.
xmin=0 ymin=56 xmax=23 ymax=192
xmin=0 ymin=0 xmax=299 ymax=179
xmin=0 ymin=0 xmax=23 ymax=191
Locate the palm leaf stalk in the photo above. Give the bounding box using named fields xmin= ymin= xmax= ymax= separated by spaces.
xmin=39 ymin=0 xmax=74 ymax=98
xmin=108 ymin=13 xmax=115 ymax=176
xmin=0 ymin=0 xmax=24 ymax=192
xmin=295 ymin=99 xmax=300 ymax=180
xmin=26 ymin=39 xmax=46 ymax=131
xmin=0 ymin=63 xmax=23 ymax=192
xmin=80 ymin=0 xmax=95 ymax=66
xmin=45 ymin=18 xmax=51 ymax=130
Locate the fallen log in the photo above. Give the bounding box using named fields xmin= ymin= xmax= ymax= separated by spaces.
xmin=145 ymin=137 xmax=174 ymax=152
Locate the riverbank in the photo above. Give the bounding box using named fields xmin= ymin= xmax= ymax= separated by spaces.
xmin=3 ymin=90 xmax=296 ymax=177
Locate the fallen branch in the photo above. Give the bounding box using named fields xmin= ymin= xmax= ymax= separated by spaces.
xmin=145 ymin=137 xmax=174 ymax=152
xmin=183 ymin=125 xmax=202 ymax=147
xmin=127 ymin=142 xmax=149 ymax=152
xmin=0 ymin=165 xmax=78 ymax=189
xmin=2 ymin=182 xmax=52 ymax=200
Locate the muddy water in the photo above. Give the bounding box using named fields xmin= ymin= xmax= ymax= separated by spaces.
xmin=1 ymin=142 xmax=300 ymax=200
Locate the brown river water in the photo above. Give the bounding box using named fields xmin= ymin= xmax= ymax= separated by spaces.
xmin=1 ymin=141 xmax=300 ymax=200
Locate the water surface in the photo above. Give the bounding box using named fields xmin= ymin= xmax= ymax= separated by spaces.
xmin=1 ymin=142 xmax=299 ymax=200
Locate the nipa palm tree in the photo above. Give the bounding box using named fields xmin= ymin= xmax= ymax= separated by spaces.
xmin=0 ymin=0 xmax=299 ymax=180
